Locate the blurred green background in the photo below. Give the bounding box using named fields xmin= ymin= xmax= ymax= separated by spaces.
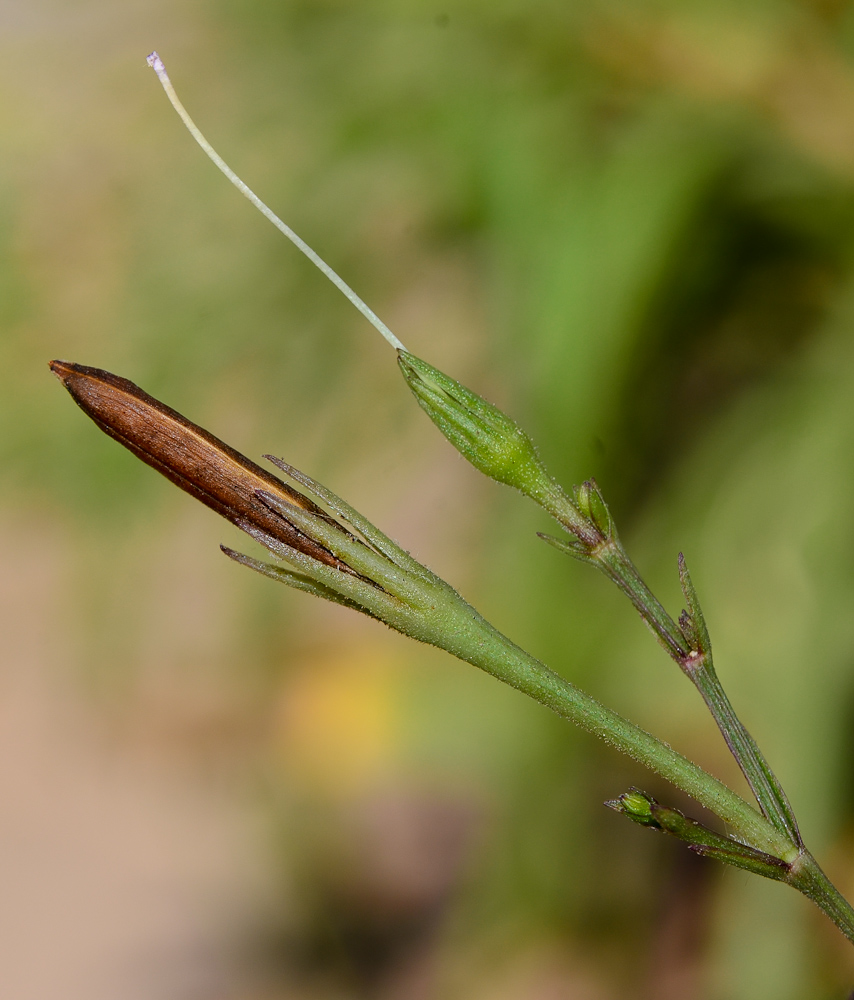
xmin=4 ymin=0 xmax=854 ymax=996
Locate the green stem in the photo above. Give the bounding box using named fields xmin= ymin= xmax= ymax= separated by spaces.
xmin=598 ymin=542 xmax=802 ymax=844
xmin=441 ymin=601 xmax=854 ymax=943
xmin=431 ymin=598 xmax=798 ymax=862
xmin=789 ymin=851 xmax=854 ymax=945
xmin=498 ymin=475 xmax=854 ymax=937
xmin=690 ymin=659 xmax=801 ymax=845
xmin=596 ymin=543 xmax=688 ymax=657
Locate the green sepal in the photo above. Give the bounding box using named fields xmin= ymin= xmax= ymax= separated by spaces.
xmin=263 ymin=455 xmax=436 ymax=582
xmin=537 ymin=532 xmax=595 ymax=564
xmin=221 ymin=545 xmax=381 ymax=619
xmin=254 ymin=489 xmax=437 ymax=608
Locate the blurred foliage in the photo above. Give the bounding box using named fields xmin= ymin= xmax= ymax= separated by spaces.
xmin=5 ymin=0 xmax=854 ymax=995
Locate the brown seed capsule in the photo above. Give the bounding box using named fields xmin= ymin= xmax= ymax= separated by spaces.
xmin=49 ymin=360 xmax=352 ymax=572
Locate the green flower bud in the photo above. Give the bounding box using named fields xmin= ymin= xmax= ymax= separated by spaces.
xmin=397 ymin=350 xmax=556 ymax=501
xmin=606 ymin=789 xmax=656 ymax=826
xmin=573 ymin=479 xmax=615 ymax=542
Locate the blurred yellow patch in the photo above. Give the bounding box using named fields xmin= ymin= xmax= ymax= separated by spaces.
xmin=273 ymin=643 xmax=400 ymax=795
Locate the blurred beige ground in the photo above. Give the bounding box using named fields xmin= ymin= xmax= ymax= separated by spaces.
xmin=0 ymin=520 xmax=275 ymax=999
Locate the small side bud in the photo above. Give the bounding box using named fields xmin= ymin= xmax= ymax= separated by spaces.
xmin=573 ymin=479 xmax=615 ymax=542
xmin=607 ymin=787 xmax=792 ymax=880
xmin=606 ymin=789 xmax=656 ymax=825
xmin=397 ymin=351 xmax=556 ymax=500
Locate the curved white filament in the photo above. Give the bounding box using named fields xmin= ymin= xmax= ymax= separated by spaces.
xmin=146 ymin=51 xmax=405 ymax=352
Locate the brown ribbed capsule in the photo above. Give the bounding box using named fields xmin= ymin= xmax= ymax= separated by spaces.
xmin=49 ymin=360 xmax=353 ymax=572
